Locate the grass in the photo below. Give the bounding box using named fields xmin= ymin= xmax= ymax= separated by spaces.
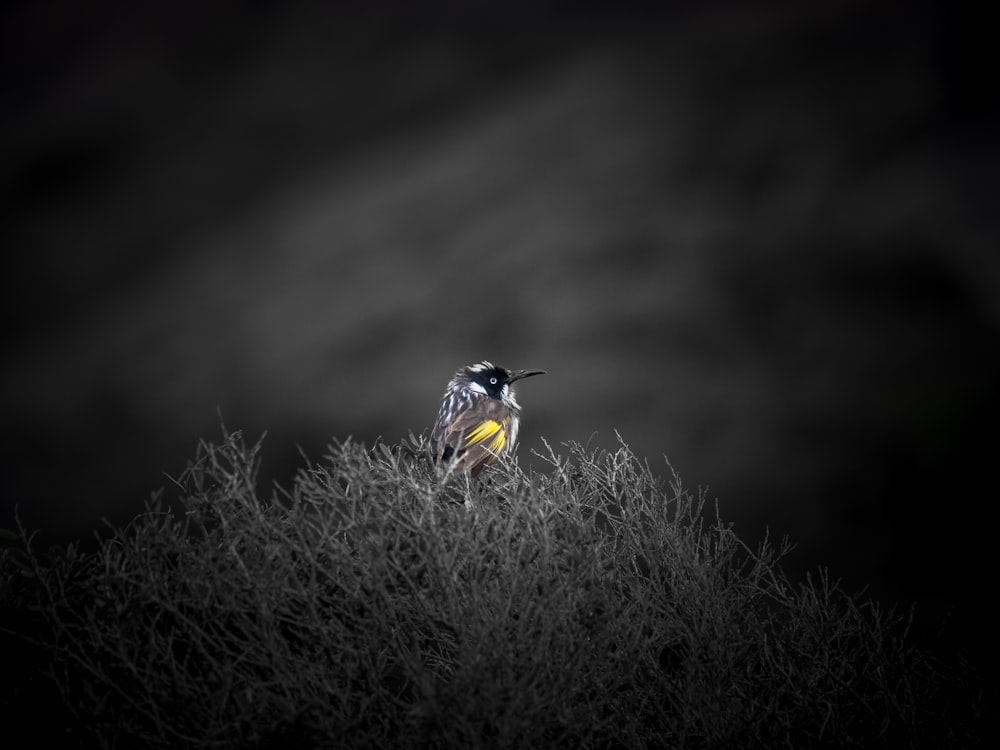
xmin=0 ymin=428 xmax=992 ymax=748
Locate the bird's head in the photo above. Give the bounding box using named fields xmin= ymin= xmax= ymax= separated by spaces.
xmin=451 ymin=360 xmax=546 ymax=407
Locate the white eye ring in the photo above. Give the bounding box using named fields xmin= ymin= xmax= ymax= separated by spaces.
xmin=489 ymin=377 xmax=498 ymax=385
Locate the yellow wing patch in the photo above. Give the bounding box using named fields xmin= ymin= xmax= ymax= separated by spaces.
xmin=463 ymin=420 xmax=507 ymax=455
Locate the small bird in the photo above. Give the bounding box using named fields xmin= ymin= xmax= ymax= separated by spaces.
xmin=430 ymin=360 xmax=546 ymax=477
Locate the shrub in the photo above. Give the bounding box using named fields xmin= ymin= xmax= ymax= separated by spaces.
xmin=0 ymin=430 xmax=990 ymax=748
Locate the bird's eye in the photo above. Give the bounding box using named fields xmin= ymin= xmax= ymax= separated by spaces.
xmin=489 ymin=377 xmax=498 ymax=385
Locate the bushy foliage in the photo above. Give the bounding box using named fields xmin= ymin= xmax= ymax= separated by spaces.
xmin=0 ymin=430 xmax=989 ymax=748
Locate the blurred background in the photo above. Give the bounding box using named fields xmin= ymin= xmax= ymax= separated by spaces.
xmin=2 ymin=1 xmax=997 ymax=669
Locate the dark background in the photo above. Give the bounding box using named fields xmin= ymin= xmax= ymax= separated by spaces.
xmin=2 ymin=1 xmax=997 ymax=671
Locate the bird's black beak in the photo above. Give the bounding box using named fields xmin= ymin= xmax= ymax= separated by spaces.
xmin=508 ymin=368 xmax=546 ymax=383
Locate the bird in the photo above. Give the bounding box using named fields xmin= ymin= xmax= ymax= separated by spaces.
xmin=430 ymin=360 xmax=546 ymax=477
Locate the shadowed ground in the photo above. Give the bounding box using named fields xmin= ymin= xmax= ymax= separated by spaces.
xmin=2 ymin=0 xmax=997 ymax=671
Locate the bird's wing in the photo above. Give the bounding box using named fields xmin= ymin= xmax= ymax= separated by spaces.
xmin=435 ymin=395 xmax=512 ymax=476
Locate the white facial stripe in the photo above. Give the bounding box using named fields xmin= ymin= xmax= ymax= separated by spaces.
xmin=468 ymin=381 xmax=488 ymax=396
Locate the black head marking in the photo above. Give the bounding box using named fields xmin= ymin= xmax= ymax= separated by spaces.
xmin=467 ymin=362 xmax=511 ymax=399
